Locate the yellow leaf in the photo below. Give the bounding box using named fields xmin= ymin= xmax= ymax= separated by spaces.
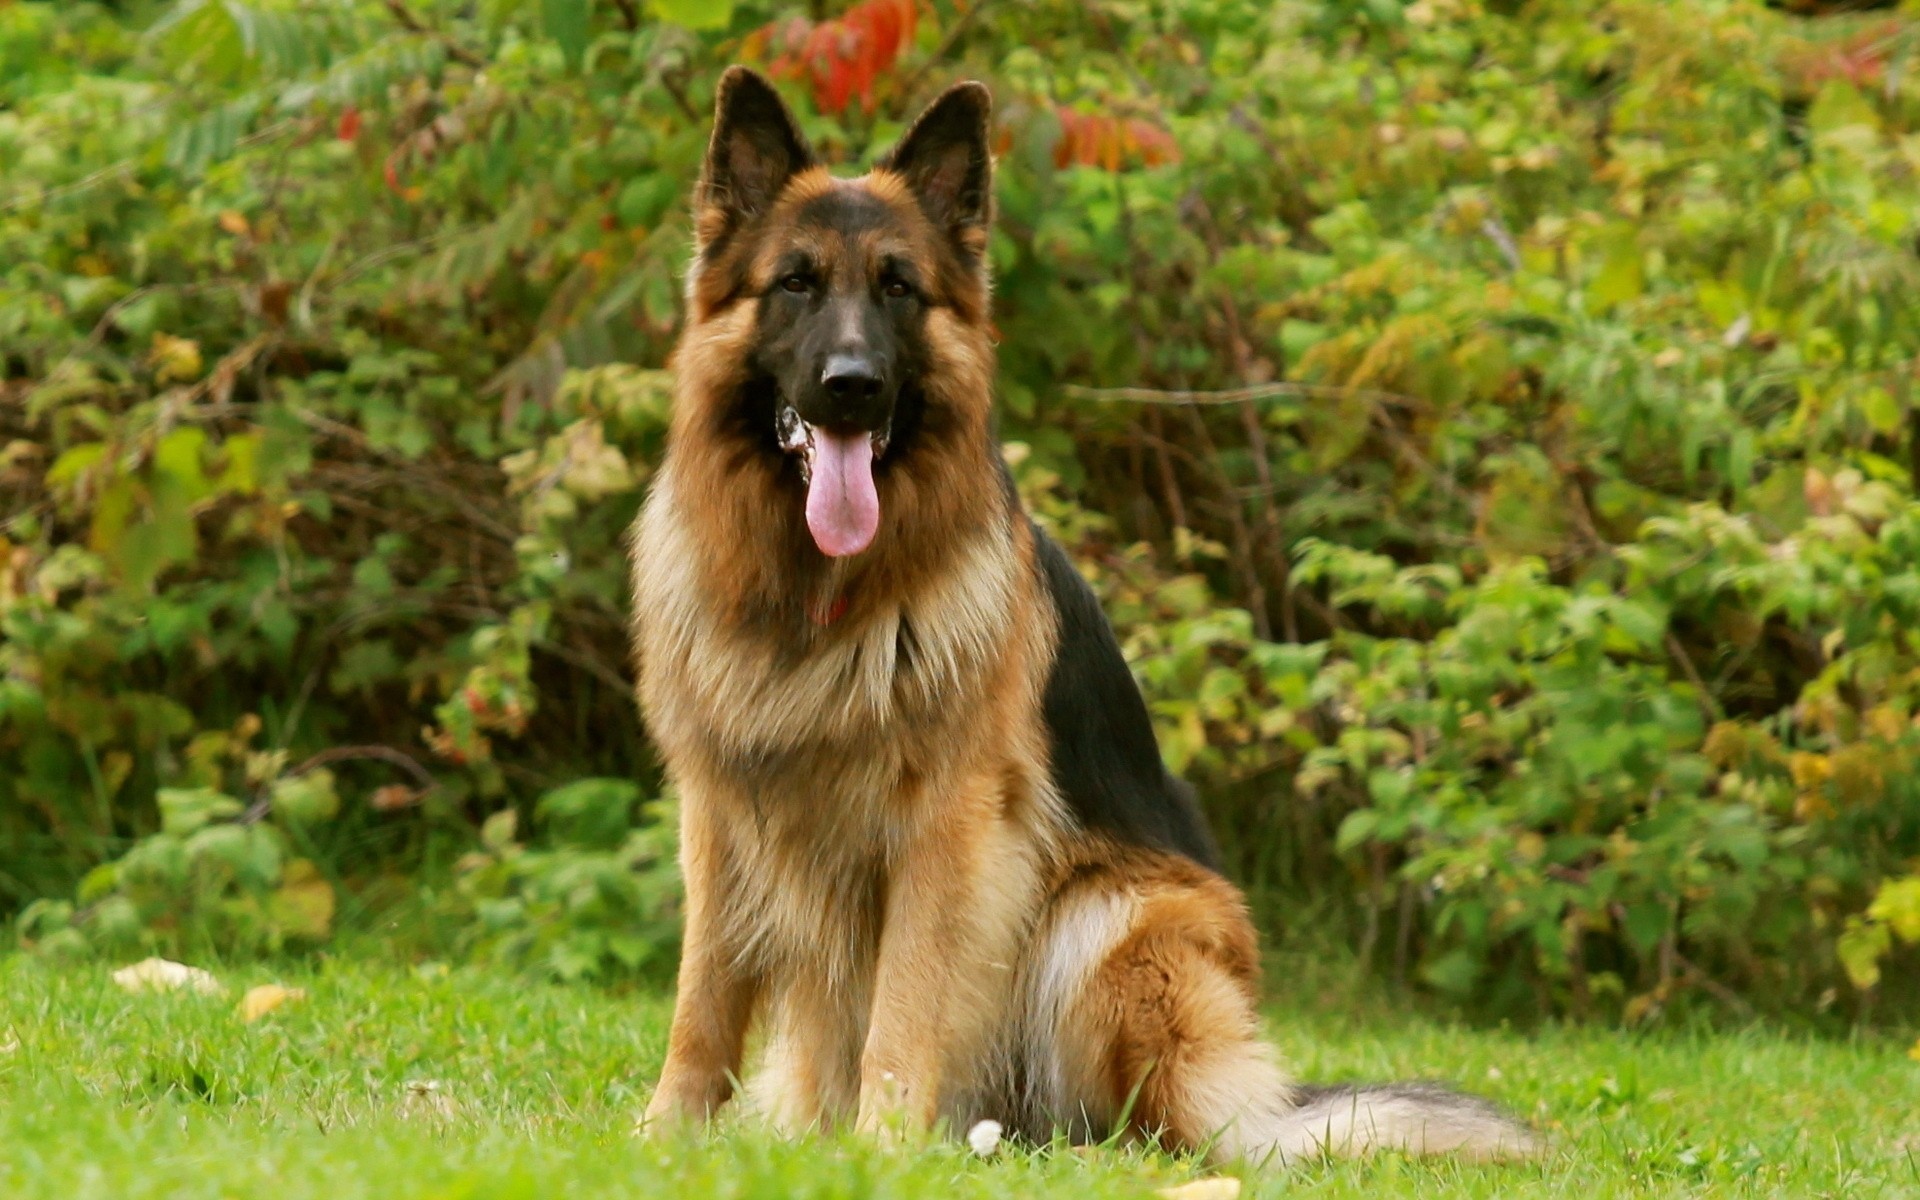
xmin=149 ymin=333 xmax=203 ymax=384
xmin=1908 ymin=1037 xmax=1920 ymax=1063
xmin=1158 ymin=1180 xmax=1242 ymax=1200
xmin=1867 ymin=878 xmax=1920 ymax=943
xmin=238 ymin=983 xmax=306 ymax=1023
xmin=1788 ymin=752 xmax=1832 ymax=790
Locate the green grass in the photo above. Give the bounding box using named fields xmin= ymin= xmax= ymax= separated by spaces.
xmin=1 ymin=953 xmax=1916 ymax=1199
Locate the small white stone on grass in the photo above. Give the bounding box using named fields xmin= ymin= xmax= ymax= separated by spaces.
xmin=111 ymin=957 xmax=224 ymax=996
xmin=966 ymin=1119 xmax=1003 ymax=1157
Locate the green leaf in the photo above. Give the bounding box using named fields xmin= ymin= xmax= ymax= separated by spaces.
xmin=1366 ymin=766 xmax=1413 ymax=809
xmin=47 ymin=443 xmax=107 ymax=491
xmin=1335 ymin=809 xmax=1380 ymax=854
xmin=1420 ymin=949 xmax=1483 ymax=996
xmin=536 ymin=778 xmax=641 ymax=849
xmin=648 ymin=0 xmax=734 ymax=31
xmin=1837 ymin=918 xmax=1890 ymax=990
xmin=1587 ymin=230 xmax=1644 ymax=313
xmin=1608 ymin=599 xmax=1666 ymax=651
xmin=482 ymin=809 xmax=520 ymax=852
xmin=153 ymin=427 xmax=212 ymax=502
xmin=157 ymin=787 xmax=243 ymax=837
xmin=541 ymin=0 xmax=592 ymax=69
xmin=1621 ymin=902 xmax=1667 ymax=955
xmin=615 ymin=174 xmax=680 ymax=230
xmin=271 ymin=769 xmax=340 ymax=825
xmin=269 ymin=859 xmax=335 ymax=939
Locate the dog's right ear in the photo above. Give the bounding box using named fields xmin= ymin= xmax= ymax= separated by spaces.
xmin=695 ymin=67 xmax=816 ymax=249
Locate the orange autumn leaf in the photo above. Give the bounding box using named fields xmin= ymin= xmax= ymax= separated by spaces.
xmin=1052 ymin=107 xmax=1178 ymax=171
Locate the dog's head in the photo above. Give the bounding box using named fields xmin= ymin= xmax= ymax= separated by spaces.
xmin=682 ymin=67 xmax=994 ymax=560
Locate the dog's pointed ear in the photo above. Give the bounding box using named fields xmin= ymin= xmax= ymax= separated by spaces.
xmin=696 ymin=67 xmax=816 ymax=245
xmin=878 ymin=82 xmax=993 ymax=252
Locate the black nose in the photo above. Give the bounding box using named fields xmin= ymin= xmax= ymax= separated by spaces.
xmin=822 ymin=354 xmax=882 ymax=402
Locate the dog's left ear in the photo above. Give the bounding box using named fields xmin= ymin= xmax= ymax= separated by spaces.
xmin=878 ymin=82 xmax=993 ymax=254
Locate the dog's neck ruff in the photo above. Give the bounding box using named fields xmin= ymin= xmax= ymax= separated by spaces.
xmin=809 ymin=591 xmax=850 ymax=626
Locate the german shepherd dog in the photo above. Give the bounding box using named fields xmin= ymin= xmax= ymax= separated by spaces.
xmin=629 ymin=66 xmax=1536 ymax=1165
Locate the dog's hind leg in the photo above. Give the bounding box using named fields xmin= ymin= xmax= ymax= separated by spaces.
xmin=1038 ymin=858 xmax=1536 ymax=1164
xmin=1036 ymin=863 xmax=1293 ymax=1158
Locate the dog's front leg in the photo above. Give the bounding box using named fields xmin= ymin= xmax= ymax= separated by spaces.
xmin=642 ymin=794 xmax=760 ymax=1129
xmin=856 ymin=783 xmax=1039 ymax=1138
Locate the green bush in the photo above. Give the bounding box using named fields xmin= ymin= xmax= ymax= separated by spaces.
xmin=6 ymin=0 xmax=1920 ymax=1017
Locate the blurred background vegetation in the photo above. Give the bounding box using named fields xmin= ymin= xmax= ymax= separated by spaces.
xmin=5 ymin=0 xmax=1920 ymax=1023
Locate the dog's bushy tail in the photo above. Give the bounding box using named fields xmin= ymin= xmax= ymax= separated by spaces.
xmin=1219 ymin=1080 xmax=1540 ymax=1165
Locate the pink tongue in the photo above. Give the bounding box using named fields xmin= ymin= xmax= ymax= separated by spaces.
xmin=805 ymin=431 xmax=879 ymax=558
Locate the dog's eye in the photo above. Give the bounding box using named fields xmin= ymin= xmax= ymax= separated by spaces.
xmin=884 ymin=280 xmax=911 ymax=299
xmin=781 ymin=275 xmax=811 ymax=294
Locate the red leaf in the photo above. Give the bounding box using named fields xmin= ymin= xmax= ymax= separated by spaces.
xmin=757 ymin=0 xmax=922 ymax=113
xmin=1053 ymin=109 xmax=1081 ymax=169
xmin=866 ymin=1 xmax=900 ymax=64
xmin=820 ymin=43 xmax=856 ymax=112
xmin=337 ymin=106 xmax=362 ymax=142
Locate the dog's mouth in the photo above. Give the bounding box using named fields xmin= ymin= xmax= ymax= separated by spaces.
xmin=776 ymin=403 xmax=891 ymax=558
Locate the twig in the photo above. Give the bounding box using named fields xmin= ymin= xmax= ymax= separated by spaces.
xmin=1084 ymin=5 xmax=1153 ymax=96
xmin=1480 ymin=215 xmax=1521 ymax=274
xmin=661 ymin=65 xmax=701 ymax=123
xmin=1145 ymin=407 xmax=1187 ymax=530
xmin=1113 ymin=177 xmax=1269 ymax=631
xmin=382 ymin=0 xmax=484 ymax=68
xmin=536 ymin=636 xmax=638 ymax=702
xmin=1180 ymin=402 xmax=1270 ymax=638
xmin=1671 ymin=948 xmax=1757 ymax=1017
xmin=287 ymin=405 xmax=522 ymax=543
xmin=291 ymin=744 xmax=438 ymax=787
xmin=1070 ymin=380 xmax=1471 ymax=512
xmin=1666 ymin=630 xmax=1725 ymax=725
xmin=1062 ymin=380 xmax=1422 ymax=408
xmin=1 ymin=106 xmax=296 ymax=215
xmin=241 ymin=745 xmax=438 ymax=823
xmin=894 ymin=0 xmax=995 ymax=111
xmin=0 ymin=161 xmax=136 ymax=216
xmin=1192 ymin=191 xmax=1297 ymax=641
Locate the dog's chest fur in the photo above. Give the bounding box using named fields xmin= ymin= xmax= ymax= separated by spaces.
xmin=633 ymin=470 xmax=1034 ymax=796
xmin=632 ymin=468 xmax=1060 ymax=980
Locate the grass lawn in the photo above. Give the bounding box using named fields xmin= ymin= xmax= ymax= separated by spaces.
xmin=1 ymin=952 xmax=1916 ymax=1199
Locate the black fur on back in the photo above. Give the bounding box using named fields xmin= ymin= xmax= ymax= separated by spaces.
xmin=1031 ymin=523 xmax=1221 ymax=870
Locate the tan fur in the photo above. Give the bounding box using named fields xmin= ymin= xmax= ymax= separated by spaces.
xmin=631 ymin=74 xmax=1537 ymax=1166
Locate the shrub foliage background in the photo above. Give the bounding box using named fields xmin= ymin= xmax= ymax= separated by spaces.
xmin=5 ymin=0 xmax=1920 ymax=1018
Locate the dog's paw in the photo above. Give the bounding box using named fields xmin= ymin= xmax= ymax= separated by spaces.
xmin=634 ymin=1087 xmax=710 ymax=1139
xmin=854 ymin=1072 xmax=933 ymax=1149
